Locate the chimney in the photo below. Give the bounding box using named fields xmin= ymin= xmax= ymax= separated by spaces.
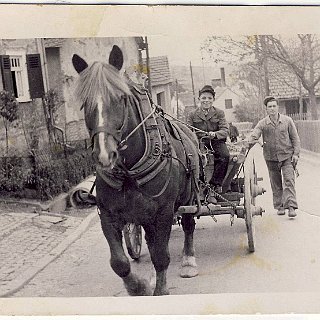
xmin=220 ymin=67 xmax=226 ymax=87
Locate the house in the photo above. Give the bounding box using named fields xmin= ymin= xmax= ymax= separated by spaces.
xmin=143 ymin=56 xmax=173 ymax=115
xmin=175 ymin=67 xmax=241 ymax=123
xmin=268 ymin=63 xmax=320 ymax=119
xmin=213 ymin=86 xmax=240 ymax=123
xmin=210 ymin=68 xmax=240 ymax=123
xmin=0 ymin=37 xmax=143 ymax=154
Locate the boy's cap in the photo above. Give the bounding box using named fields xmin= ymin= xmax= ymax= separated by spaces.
xmin=199 ymin=85 xmax=215 ymax=97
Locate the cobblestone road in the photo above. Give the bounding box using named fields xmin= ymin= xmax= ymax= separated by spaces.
xmin=0 ymin=205 xmax=94 ymax=296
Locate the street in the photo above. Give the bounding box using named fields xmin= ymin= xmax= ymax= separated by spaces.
xmin=12 ymin=145 xmax=320 ymax=297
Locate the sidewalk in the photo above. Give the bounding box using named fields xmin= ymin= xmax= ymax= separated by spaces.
xmin=0 ymin=201 xmax=98 ymax=297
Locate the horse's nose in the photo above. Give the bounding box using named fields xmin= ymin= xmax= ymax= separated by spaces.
xmin=98 ymin=150 xmax=118 ymax=168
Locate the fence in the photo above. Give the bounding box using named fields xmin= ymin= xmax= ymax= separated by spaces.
xmin=295 ymin=120 xmax=320 ymax=153
xmin=288 ymin=113 xmax=308 ymax=121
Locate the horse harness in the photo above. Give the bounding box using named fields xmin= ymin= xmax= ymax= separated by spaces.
xmin=96 ymin=85 xmax=197 ymax=199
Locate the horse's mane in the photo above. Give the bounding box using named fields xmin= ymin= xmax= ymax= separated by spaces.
xmin=74 ymin=61 xmax=132 ymax=114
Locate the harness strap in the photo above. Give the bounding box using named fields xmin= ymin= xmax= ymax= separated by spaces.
xmin=118 ymin=107 xmax=156 ymax=150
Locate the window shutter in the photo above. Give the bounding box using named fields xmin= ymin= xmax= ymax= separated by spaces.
xmin=0 ymin=55 xmax=14 ymax=93
xmin=27 ymin=54 xmax=45 ymax=99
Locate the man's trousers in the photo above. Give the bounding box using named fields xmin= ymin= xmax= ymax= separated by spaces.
xmin=265 ymin=158 xmax=298 ymax=210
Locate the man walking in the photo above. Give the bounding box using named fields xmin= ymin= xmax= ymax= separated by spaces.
xmin=248 ymin=96 xmax=300 ymax=218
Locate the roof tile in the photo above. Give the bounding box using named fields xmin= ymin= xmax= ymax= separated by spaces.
xmin=143 ymin=56 xmax=173 ymax=86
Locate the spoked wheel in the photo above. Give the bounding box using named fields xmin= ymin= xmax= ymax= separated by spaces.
xmin=243 ymin=154 xmax=256 ymax=253
xmin=123 ymin=223 xmax=142 ymax=260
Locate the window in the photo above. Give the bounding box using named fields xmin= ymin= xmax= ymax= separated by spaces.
xmin=10 ymin=56 xmax=27 ymax=100
xmin=1 ymin=51 xmax=44 ymax=102
xmin=225 ymin=99 xmax=233 ymax=109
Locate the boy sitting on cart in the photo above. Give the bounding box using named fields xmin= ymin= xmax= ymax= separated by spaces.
xmin=187 ymin=85 xmax=230 ymax=197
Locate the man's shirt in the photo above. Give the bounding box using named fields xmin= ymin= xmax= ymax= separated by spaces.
xmin=250 ymin=114 xmax=301 ymax=161
xmin=186 ymin=106 xmax=229 ymax=140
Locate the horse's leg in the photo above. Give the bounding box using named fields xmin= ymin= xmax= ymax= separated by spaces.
xmin=180 ymin=213 xmax=198 ymax=278
xmin=100 ymin=213 xmax=152 ymax=296
xmin=143 ymin=216 xmax=172 ymax=296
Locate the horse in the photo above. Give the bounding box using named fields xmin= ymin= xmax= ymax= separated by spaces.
xmin=72 ymin=45 xmax=200 ymax=296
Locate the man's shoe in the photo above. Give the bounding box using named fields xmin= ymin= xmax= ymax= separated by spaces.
xmin=288 ymin=207 xmax=297 ymax=218
xmin=277 ymin=208 xmax=285 ymax=215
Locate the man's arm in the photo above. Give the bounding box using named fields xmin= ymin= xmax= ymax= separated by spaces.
xmin=214 ymin=110 xmax=229 ymax=140
xmin=288 ymin=118 xmax=301 ymax=165
xmin=247 ymin=120 xmax=263 ymax=146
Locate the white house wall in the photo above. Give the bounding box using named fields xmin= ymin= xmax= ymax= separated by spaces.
xmin=214 ymin=88 xmax=239 ymax=123
xmin=151 ymin=84 xmax=174 ymax=116
xmin=61 ymin=37 xmax=140 ymax=124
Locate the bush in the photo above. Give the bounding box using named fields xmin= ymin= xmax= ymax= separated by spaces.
xmin=0 ymin=149 xmax=95 ymax=201
xmin=0 ymin=156 xmax=33 ymax=192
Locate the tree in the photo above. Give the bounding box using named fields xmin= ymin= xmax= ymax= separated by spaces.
xmin=202 ymin=34 xmax=320 ymax=119
xmin=262 ymin=34 xmax=320 ymax=119
xmin=234 ymin=99 xmax=266 ymax=126
xmin=0 ymin=90 xmax=19 ymax=155
xmin=42 ymin=89 xmax=64 ymax=146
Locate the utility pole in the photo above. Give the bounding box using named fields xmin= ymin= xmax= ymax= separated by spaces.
xmin=176 ymin=79 xmax=179 ymax=119
xmin=201 ymin=50 xmax=206 ymax=85
xmin=189 ymin=61 xmax=196 ymax=107
xmin=144 ymin=36 xmax=152 ymax=95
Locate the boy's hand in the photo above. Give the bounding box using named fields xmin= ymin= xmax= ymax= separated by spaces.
xmin=208 ymin=131 xmax=216 ymax=138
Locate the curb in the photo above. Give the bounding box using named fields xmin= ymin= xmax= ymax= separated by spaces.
xmin=0 ymin=209 xmax=99 ymax=298
xmin=0 ymin=193 xmax=69 ymax=214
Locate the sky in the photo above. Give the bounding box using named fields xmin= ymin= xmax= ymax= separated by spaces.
xmin=148 ymin=35 xmax=213 ymax=68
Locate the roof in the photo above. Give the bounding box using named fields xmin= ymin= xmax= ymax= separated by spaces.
xmin=214 ymin=85 xmax=242 ymax=100
xmin=268 ymin=62 xmax=320 ymax=99
xmin=143 ymin=56 xmax=173 ymax=86
xmin=43 ymin=38 xmax=66 ymax=48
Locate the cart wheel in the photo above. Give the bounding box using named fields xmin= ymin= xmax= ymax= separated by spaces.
xmin=244 ymin=154 xmax=256 ymax=253
xmin=124 ymin=223 xmax=142 ymax=260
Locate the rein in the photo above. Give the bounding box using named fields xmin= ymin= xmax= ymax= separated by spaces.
xmin=164 ymin=112 xmax=209 ymax=135
xmin=118 ymin=106 xmax=156 ymax=150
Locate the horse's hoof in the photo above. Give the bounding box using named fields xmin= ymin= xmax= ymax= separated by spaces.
xmin=153 ymin=288 xmax=170 ymax=296
xmin=180 ymin=266 xmax=199 ymax=278
xmin=181 ymin=255 xmax=197 ymax=268
xmin=123 ymin=274 xmax=153 ymax=296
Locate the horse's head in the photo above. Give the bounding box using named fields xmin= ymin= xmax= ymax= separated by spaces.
xmin=72 ymin=46 xmax=132 ymax=169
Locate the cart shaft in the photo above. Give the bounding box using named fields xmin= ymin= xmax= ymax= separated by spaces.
xmin=177 ymin=204 xmax=244 ymax=217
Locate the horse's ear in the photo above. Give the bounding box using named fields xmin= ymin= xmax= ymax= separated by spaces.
xmin=72 ymin=54 xmax=88 ymax=74
xmin=109 ymin=45 xmax=123 ymax=71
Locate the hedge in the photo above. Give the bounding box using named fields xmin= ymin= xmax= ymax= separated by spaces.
xmin=0 ymin=150 xmax=95 ymax=201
